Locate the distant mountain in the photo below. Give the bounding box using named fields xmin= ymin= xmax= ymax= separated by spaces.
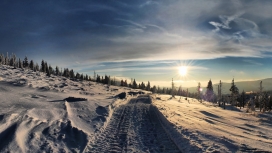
xmin=187 ymin=78 xmax=272 ymax=94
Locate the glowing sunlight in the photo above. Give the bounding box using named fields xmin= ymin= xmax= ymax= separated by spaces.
xmin=178 ymin=66 xmax=187 ymax=76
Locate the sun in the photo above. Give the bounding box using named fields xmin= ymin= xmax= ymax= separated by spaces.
xmin=178 ymin=66 xmax=187 ymax=76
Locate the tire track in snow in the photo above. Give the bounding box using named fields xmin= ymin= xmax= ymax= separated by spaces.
xmin=89 ymin=95 xmax=181 ymax=153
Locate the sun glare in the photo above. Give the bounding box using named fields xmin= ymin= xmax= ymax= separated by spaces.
xmin=178 ymin=66 xmax=187 ymax=76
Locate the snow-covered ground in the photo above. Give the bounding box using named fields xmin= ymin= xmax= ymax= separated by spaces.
xmin=0 ymin=65 xmax=133 ymax=152
xmin=152 ymin=95 xmax=272 ymax=152
xmin=0 ymin=65 xmax=272 ymax=153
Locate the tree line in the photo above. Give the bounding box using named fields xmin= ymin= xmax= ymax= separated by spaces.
xmin=0 ymin=52 xmax=157 ymax=92
xmin=0 ymin=53 xmax=199 ymax=96
xmin=0 ymin=53 xmax=91 ymax=81
xmin=1 ymin=52 xmax=271 ymax=112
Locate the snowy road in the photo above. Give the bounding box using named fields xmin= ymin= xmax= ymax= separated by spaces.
xmin=88 ymin=95 xmax=181 ymax=153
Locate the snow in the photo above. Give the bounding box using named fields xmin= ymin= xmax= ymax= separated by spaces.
xmin=0 ymin=65 xmax=131 ymax=152
xmin=152 ymin=95 xmax=272 ymax=152
xmin=0 ymin=65 xmax=272 ymax=153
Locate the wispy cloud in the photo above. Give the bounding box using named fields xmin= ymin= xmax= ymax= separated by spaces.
xmin=209 ymin=21 xmax=230 ymax=32
xmin=139 ymin=0 xmax=159 ymax=8
xmin=243 ymin=59 xmax=263 ymax=65
xmin=94 ymin=65 xmax=208 ymax=73
xmin=115 ymin=18 xmax=146 ymax=29
xmin=230 ymin=69 xmax=245 ymax=75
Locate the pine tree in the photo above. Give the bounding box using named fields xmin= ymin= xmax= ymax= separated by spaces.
xmin=141 ymin=82 xmax=145 ymax=90
xmin=23 ymin=56 xmax=29 ymax=68
xmin=178 ymin=86 xmax=182 ymax=101
xmin=5 ymin=52 xmax=9 ymax=65
xmin=93 ymin=71 xmax=96 ymax=81
xmin=146 ymin=81 xmax=151 ymax=91
xmin=55 ymin=66 xmax=60 ymax=76
xmin=35 ymin=63 xmax=39 ymax=72
xmin=29 ymin=60 xmax=34 ymax=70
xmin=113 ymin=77 xmax=116 ymax=85
xmin=44 ymin=62 xmax=48 ymax=73
xmin=41 ymin=60 xmax=45 ymax=72
xmin=80 ymin=73 xmax=84 ymax=80
xmin=69 ymin=69 xmax=75 ymax=78
xmin=104 ymin=75 xmax=109 ymax=84
xmin=152 ymin=85 xmax=157 ymax=93
xmin=33 ymin=63 xmax=36 ymax=72
xmin=133 ymin=79 xmax=137 ymax=89
xmin=157 ymin=86 xmax=161 ymax=94
xmin=171 ymin=78 xmax=175 ymax=97
xmin=0 ymin=54 xmax=4 ymax=65
xmin=162 ymin=88 xmax=165 ymax=94
xmin=18 ymin=58 xmax=22 ymax=68
xmin=9 ymin=53 xmax=16 ymax=67
xmin=269 ymin=95 xmax=272 ymax=111
xmin=229 ymin=78 xmax=239 ymax=106
xmin=62 ymin=68 xmax=66 ymax=77
xmin=218 ymin=80 xmax=222 ymax=107
xmin=49 ymin=65 xmax=53 ymax=74
xmin=241 ymin=90 xmax=245 ymax=109
xmin=46 ymin=64 xmax=50 ymax=77
xmin=205 ymin=79 xmax=214 ymax=102
xmin=64 ymin=68 xmax=69 ymax=78
xmin=76 ymin=72 xmax=80 ymax=79
xmin=124 ymin=80 xmax=128 ymax=87
xmin=96 ymin=74 xmax=101 ymax=82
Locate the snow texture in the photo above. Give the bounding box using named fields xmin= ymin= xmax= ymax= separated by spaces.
xmin=152 ymin=95 xmax=272 ymax=152
xmin=0 ymin=65 xmax=272 ymax=153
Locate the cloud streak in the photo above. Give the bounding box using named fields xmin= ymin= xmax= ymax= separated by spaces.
xmin=0 ymin=0 xmax=272 ymax=75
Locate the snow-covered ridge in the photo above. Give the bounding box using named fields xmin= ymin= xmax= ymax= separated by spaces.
xmin=0 ymin=65 xmax=136 ymax=152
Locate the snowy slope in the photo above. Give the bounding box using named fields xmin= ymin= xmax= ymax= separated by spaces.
xmin=0 ymin=65 xmax=132 ymax=152
xmin=1 ymin=65 xmax=272 ymax=153
xmin=152 ymin=95 xmax=272 ymax=152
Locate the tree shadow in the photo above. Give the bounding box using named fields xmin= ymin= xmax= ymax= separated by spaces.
xmin=48 ymin=97 xmax=87 ymax=102
xmin=64 ymin=97 xmax=87 ymax=102
xmin=257 ymin=112 xmax=272 ymax=126
xmin=223 ymin=105 xmax=243 ymax=112
xmin=48 ymin=100 xmax=64 ymax=102
xmin=199 ymin=111 xmax=221 ymax=118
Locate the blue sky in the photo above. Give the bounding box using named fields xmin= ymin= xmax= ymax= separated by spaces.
xmin=0 ymin=0 xmax=272 ymax=87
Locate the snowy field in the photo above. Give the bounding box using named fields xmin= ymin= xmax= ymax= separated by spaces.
xmin=0 ymin=65 xmax=272 ymax=153
xmin=0 ymin=65 xmax=132 ymax=152
xmin=153 ymin=95 xmax=272 ymax=152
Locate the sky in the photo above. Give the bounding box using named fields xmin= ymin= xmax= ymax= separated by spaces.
xmin=0 ymin=0 xmax=272 ymax=87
